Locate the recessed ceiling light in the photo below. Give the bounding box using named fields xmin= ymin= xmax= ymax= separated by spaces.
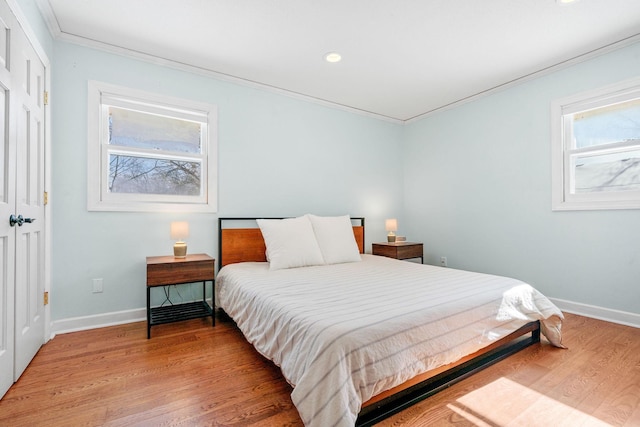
xmin=324 ymin=52 xmax=342 ymax=63
xmin=557 ymin=0 xmax=579 ymax=4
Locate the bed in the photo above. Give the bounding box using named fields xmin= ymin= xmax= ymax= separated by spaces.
xmin=216 ymin=216 xmax=565 ymax=426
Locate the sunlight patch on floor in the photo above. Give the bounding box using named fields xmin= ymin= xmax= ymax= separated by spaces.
xmin=447 ymin=377 xmax=611 ymax=426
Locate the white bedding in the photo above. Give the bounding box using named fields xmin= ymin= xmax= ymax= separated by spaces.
xmin=217 ymin=254 xmax=564 ymax=427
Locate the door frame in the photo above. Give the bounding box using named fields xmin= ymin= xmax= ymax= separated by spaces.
xmin=9 ymin=0 xmax=51 ymax=342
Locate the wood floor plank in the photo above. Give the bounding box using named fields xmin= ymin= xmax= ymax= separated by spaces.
xmin=0 ymin=312 xmax=638 ymax=426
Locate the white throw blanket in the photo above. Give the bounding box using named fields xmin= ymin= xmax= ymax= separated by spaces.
xmin=217 ymin=255 xmax=564 ymax=427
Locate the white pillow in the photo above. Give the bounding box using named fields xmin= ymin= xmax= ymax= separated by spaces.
xmin=307 ymin=214 xmax=361 ymax=264
xmin=257 ymin=216 xmax=325 ymax=270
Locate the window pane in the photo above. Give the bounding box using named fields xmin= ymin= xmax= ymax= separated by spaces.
xmin=109 ymin=154 xmax=201 ymax=196
xmin=573 ymin=149 xmax=640 ymax=193
xmin=572 ymin=99 xmax=640 ymax=149
xmin=108 ymin=106 xmax=202 ymax=153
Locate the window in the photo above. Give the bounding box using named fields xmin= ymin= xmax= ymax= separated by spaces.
xmin=551 ymin=77 xmax=640 ymax=210
xmin=88 ymin=81 xmax=217 ymax=212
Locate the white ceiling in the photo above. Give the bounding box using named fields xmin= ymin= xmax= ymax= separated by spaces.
xmin=37 ymin=0 xmax=640 ymax=122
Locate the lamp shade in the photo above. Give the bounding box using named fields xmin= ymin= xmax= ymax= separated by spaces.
xmin=170 ymin=221 xmax=189 ymax=241
xmin=385 ymin=219 xmax=398 ymax=232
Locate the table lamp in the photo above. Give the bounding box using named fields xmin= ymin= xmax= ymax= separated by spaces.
xmin=171 ymin=221 xmax=189 ymax=258
xmin=385 ymin=219 xmax=398 ymax=242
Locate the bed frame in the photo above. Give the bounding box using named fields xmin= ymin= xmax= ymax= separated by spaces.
xmin=217 ymin=217 xmax=541 ymax=426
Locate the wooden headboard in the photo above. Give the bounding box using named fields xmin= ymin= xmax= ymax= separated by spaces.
xmin=218 ymin=217 xmax=365 ymax=269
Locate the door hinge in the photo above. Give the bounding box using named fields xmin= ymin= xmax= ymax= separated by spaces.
xmin=43 ymin=191 xmax=48 ymax=205
xmin=43 ymin=91 xmax=48 ymax=106
xmin=44 ymin=291 xmax=49 ymax=305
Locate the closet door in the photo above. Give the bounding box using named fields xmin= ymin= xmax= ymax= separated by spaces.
xmin=0 ymin=0 xmax=46 ymax=399
xmin=12 ymin=16 xmax=46 ymax=381
xmin=0 ymin=0 xmax=15 ymax=398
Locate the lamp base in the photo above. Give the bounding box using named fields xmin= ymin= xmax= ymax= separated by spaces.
xmin=173 ymin=241 xmax=187 ymax=258
xmin=387 ymin=234 xmax=396 ymax=243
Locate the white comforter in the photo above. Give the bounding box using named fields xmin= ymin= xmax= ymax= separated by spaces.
xmin=217 ymin=255 xmax=564 ymax=427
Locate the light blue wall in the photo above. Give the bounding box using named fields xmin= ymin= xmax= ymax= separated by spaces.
xmin=50 ymin=42 xmax=403 ymax=320
xmin=403 ymin=42 xmax=640 ymax=314
xmin=17 ymin=1 xmax=639 ymax=321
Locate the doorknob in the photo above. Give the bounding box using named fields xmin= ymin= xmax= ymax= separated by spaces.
xmin=9 ymin=214 xmax=21 ymax=226
xmin=9 ymin=214 xmax=35 ymax=227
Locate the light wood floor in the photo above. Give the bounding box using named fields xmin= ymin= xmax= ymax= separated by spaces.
xmin=0 ymin=312 xmax=638 ymax=426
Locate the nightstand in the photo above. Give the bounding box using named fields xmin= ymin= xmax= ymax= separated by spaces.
xmin=146 ymin=253 xmax=215 ymax=338
xmin=372 ymin=242 xmax=423 ymax=263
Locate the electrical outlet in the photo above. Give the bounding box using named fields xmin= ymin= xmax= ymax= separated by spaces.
xmin=440 ymin=257 xmax=448 ymax=267
xmin=92 ymin=278 xmax=103 ymax=293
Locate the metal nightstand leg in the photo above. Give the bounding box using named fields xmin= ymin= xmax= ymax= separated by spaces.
xmin=146 ymin=286 xmax=151 ymax=339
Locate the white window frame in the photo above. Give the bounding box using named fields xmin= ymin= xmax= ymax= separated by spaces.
xmin=551 ymin=77 xmax=640 ymax=211
xmin=87 ymin=81 xmax=218 ymax=212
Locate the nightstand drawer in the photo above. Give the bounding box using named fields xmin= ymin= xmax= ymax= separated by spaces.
xmin=372 ymin=242 xmax=423 ymax=263
xmin=146 ymin=254 xmax=214 ymax=286
xmin=395 ymin=244 xmax=423 ymax=260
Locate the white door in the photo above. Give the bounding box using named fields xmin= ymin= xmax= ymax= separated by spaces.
xmin=0 ymin=0 xmax=16 ymax=398
xmin=13 ymin=16 xmax=46 ymax=380
xmin=0 ymin=0 xmax=46 ymax=398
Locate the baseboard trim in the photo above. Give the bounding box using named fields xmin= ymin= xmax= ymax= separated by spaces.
xmin=52 ymin=298 xmax=215 ymax=335
xmin=550 ymin=298 xmax=640 ymax=328
xmin=51 ymin=298 xmax=639 ymax=335
xmin=52 ymin=308 xmax=147 ymax=335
